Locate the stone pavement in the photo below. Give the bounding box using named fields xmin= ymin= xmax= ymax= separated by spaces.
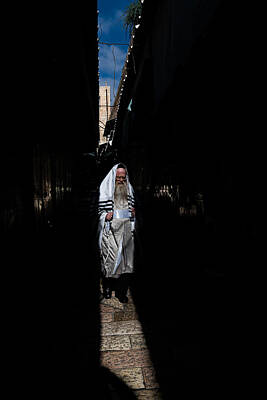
xmin=100 ymin=285 xmax=163 ymax=399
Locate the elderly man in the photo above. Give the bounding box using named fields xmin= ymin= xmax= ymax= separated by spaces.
xmin=98 ymin=163 xmax=135 ymax=303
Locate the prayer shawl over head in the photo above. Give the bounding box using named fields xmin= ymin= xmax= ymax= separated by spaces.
xmin=98 ymin=163 xmax=135 ymax=278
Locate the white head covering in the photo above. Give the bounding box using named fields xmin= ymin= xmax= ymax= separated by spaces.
xmin=98 ymin=163 xmax=135 ymax=214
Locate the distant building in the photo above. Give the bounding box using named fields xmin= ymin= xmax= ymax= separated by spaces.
xmin=99 ymin=83 xmax=112 ymax=145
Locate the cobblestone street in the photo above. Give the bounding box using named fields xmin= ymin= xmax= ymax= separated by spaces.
xmin=100 ymin=284 xmax=163 ymax=399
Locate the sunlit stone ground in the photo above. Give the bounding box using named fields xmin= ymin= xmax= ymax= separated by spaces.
xmin=99 ymin=283 xmax=163 ymax=399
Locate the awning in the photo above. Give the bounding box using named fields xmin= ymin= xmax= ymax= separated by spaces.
xmin=103 ymin=118 xmax=116 ymax=137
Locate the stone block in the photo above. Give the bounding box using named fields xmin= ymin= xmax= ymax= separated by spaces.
xmin=123 ymin=303 xmax=137 ymax=312
xmin=114 ymin=368 xmax=145 ymax=390
xmin=100 ymin=296 xmax=124 ymax=310
xmin=100 ymin=335 xmax=131 ymax=351
xmin=142 ymin=367 xmax=160 ymax=389
xmin=100 ymin=349 xmax=153 ymax=369
xmin=130 ymin=335 xmax=148 ymax=350
xmin=114 ymin=310 xmax=138 ymax=321
xmin=101 ymin=320 xmax=143 ymax=336
xmin=100 ymin=304 xmax=114 ymax=313
xmin=101 ymin=312 xmax=113 ymax=323
xmin=133 ymin=389 xmax=163 ymax=399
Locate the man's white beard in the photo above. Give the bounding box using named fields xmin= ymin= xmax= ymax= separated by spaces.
xmin=114 ymin=182 xmax=128 ymax=208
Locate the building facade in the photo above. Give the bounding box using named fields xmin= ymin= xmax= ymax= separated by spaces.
xmin=99 ymin=84 xmax=111 ymax=144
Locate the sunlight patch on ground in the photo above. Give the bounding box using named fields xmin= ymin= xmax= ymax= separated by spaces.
xmin=99 ymin=284 xmax=162 ymax=398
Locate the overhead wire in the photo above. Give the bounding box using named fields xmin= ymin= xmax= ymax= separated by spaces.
xmin=111 ymin=46 xmax=116 ymax=99
xmin=98 ymin=0 xmax=145 ymax=153
xmin=99 ymin=41 xmax=129 ymax=46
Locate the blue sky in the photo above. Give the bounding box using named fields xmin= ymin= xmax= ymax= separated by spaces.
xmin=98 ymin=0 xmax=133 ymax=104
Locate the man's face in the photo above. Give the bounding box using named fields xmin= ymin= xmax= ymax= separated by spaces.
xmin=116 ymin=168 xmax=126 ymax=185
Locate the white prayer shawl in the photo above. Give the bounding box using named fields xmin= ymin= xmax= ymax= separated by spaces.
xmin=97 ymin=163 xmax=135 ymax=277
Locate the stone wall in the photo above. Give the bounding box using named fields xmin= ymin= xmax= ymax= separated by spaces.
xmin=99 ymin=84 xmax=111 ymax=144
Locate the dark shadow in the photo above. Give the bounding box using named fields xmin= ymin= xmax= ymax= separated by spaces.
xmin=2 ymin=1 xmax=258 ymax=396
xmin=129 ymin=181 xmax=238 ymax=397
xmin=1 ymin=2 xmax=101 ymax=391
xmin=98 ymin=367 xmax=137 ymax=400
xmin=130 ymin=193 xmax=202 ymax=397
xmin=113 ymin=2 xmax=250 ymax=394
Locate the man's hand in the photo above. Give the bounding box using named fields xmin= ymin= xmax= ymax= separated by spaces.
xmin=105 ymin=212 xmax=113 ymax=221
xmin=131 ymin=208 xmax=136 ymax=217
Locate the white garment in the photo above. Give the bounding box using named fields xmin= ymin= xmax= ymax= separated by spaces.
xmin=97 ymin=164 xmax=135 ymax=278
xmin=101 ymin=215 xmax=134 ymax=278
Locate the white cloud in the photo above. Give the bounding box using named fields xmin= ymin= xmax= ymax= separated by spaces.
xmin=99 ymin=45 xmax=127 ymax=104
xmin=114 ymin=9 xmax=124 ymax=22
xmin=99 ymin=45 xmax=127 ymax=76
xmin=98 ymin=9 xmax=128 ymax=105
xmin=98 ymin=9 xmax=124 ymax=38
xmin=98 ymin=16 xmax=113 ymax=36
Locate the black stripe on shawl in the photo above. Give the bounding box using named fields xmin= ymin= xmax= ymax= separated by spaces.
xmin=98 ymin=209 xmax=113 ymax=215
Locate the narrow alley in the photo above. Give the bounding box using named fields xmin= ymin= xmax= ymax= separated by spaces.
xmin=1 ymin=1 xmax=259 ymax=399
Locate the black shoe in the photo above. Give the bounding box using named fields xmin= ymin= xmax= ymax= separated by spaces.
xmin=115 ymin=291 xmax=128 ymax=303
xmin=119 ymin=295 xmax=128 ymax=304
xmin=103 ymin=287 xmax=112 ymax=299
